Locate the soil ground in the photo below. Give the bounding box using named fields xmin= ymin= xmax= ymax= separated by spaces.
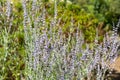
xmin=109 ymin=56 xmax=120 ymax=80
xmin=110 ymin=56 xmax=120 ymax=72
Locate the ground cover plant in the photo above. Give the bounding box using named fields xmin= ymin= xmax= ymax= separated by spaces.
xmin=0 ymin=0 xmax=120 ymax=80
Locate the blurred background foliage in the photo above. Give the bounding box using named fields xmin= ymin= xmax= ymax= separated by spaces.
xmin=0 ymin=0 xmax=120 ymax=79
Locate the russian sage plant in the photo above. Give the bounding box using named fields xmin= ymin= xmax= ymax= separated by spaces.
xmin=21 ymin=0 xmax=120 ymax=80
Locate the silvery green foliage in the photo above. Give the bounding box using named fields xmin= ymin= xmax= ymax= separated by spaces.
xmin=22 ymin=0 xmax=120 ymax=80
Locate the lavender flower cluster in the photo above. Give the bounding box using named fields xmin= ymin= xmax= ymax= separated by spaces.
xmin=22 ymin=1 xmax=120 ymax=80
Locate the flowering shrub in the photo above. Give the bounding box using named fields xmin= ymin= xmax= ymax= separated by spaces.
xmin=0 ymin=0 xmax=120 ymax=80
xmin=22 ymin=1 xmax=120 ymax=80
